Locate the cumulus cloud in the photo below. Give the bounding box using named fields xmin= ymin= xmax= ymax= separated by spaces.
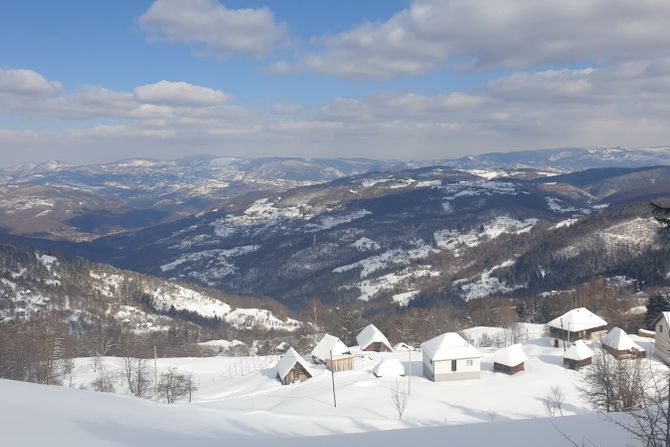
xmin=133 ymin=80 xmax=229 ymax=106
xmin=277 ymin=0 xmax=670 ymax=79
xmin=138 ymin=0 xmax=286 ymax=58
xmin=0 ymin=68 xmax=62 ymax=95
xmin=4 ymin=59 xmax=670 ymax=163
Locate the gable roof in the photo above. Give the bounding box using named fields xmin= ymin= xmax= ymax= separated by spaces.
xmin=602 ymin=327 xmax=644 ymax=352
xmin=372 ymin=359 xmax=405 ymax=377
xmin=356 ymin=324 xmax=393 ymax=351
xmin=563 ymin=340 xmax=595 ymax=361
xmin=547 ymin=307 xmax=607 ymax=332
xmin=276 ymin=347 xmax=312 ymax=380
xmin=651 ymin=311 xmax=670 ymax=328
xmin=420 ymin=332 xmax=482 ymax=361
xmin=493 ymin=344 xmax=527 ymax=367
xmin=311 ymin=334 xmax=350 ymax=361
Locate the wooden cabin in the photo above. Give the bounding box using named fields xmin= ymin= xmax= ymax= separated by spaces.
xmin=276 ymin=347 xmax=313 ymax=385
xmin=311 ymin=334 xmax=354 ymax=372
xmin=562 ymin=340 xmax=594 ymax=370
xmin=547 ymin=307 xmax=607 ymax=348
xmin=420 ymin=332 xmax=481 ymax=382
xmin=493 ymin=344 xmax=527 ymax=375
xmin=602 ymin=327 xmax=646 ymax=360
xmin=356 ymin=324 xmax=393 ymax=352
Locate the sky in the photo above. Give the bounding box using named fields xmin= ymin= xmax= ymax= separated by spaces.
xmin=1 ymin=0 xmax=670 ymax=166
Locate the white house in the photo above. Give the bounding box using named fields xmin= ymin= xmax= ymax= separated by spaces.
xmin=653 ymin=312 xmax=670 ymax=365
xmin=420 ymin=332 xmax=482 ymax=382
xmin=311 ymin=334 xmax=353 ymax=372
xmin=356 ymin=324 xmax=393 ymax=352
xmin=276 ymin=347 xmax=313 ymax=385
xmin=372 ymin=359 xmax=405 ymax=378
xmin=602 ymin=327 xmax=646 ymax=360
xmin=547 ymin=307 xmax=608 ymax=348
xmin=493 ymin=344 xmax=527 ymax=375
xmin=562 ymin=340 xmax=595 ymax=370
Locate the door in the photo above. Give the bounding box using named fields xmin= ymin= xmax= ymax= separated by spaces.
xmin=451 ymin=360 xmax=457 ymax=372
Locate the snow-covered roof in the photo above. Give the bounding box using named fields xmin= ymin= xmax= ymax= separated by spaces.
xmin=547 ymin=307 xmax=607 ymax=332
xmin=356 ymin=324 xmax=393 ymax=351
xmin=563 ymin=340 xmax=595 ymax=361
xmin=493 ymin=344 xmax=527 ymax=367
xmin=602 ymin=327 xmax=644 ymax=352
xmin=394 ymin=342 xmax=415 ymax=351
xmin=311 ymin=334 xmax=350 ymax=361
xmin=276 ymin=347 xmax=312 ymax=380
xmin=372 ymin=359 xmax=405 ymax=377
xmin=420 ymin=332 xmax=482 ymax=361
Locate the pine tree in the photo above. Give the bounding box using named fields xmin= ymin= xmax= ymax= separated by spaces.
xmin=645 ymin=294 xmax=670 ymax=328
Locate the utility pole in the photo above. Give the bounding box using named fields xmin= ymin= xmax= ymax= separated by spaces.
xmin=330 ymin=349 xmax=337 ymax=408
xmin=154 ymin=345 xmax=158 ymax=401
xmin=408 ymin=349 xmax=411 ymax=396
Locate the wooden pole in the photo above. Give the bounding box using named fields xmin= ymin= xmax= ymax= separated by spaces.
xmin=330 ymin=349 xmax=337 ymax=408
xmin=154 ymin=345 xmax=158 ymax=401
xmin=408 ymin=349 xmax=411 ymax=396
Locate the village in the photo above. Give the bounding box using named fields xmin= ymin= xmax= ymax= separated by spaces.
xmin=56 ymin=305 xmax=668 ymax=440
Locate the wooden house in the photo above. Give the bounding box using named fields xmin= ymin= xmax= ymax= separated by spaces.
xmin=653 ymin=312 xmax=670 ymax=365
xmin=311 ymin=334 xmax=354 ymax=372
xmin=276 ymin=347 xmax=313 ymax=385
xmin=602 ymin=327 xmax=646 ymax=360
xmin=493 ymin=344 xmax=527 ymax=375
xmin=562 ymin=340 xmax=594 ymax=370
xmin=356 ymin=324 xmax=393 ymax=352
xmin=420 ymin=332 xmax=482 ymax=382
xmin=547 ymin=307 xmax=607 ymax=348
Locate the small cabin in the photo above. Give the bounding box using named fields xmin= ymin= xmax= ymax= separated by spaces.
xmin=420 ymin=332 xmax=481 ymax=382
xmin=493 ymin=344 xmax=527 ymax=375
xmin=356 ymin=324 xmax=393 ymax=353
xmin=562 ymin=340 xmax=594 ymax=370
xmin=276 ymin=347 xmax=313 ymax=385
xmin=602 ymin=327 xmax=646 ymax=360
xmin=547 ymin=307 xmax=607 ymax=348
xmin=653 ymin=312 xmax=670 ymax=365
xmin=311 ymin=334 xmax=354 ymax=372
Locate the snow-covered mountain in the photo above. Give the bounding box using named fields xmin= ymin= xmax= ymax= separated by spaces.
xmin=25 ymin=165 xmax=664 ymax=312
xmin=0 ymin=243 xmax=299 ymax=333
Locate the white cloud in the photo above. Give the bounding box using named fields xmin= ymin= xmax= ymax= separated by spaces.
xmin=133 ymin=80 xmax=229 ymax=106
xmin=0 ymin=68 xmax=62 ymax=95
xmin=278 ymin=0 xmax=670 ymax=79
xmin=139 ymin=0 xmax=286 ymax=58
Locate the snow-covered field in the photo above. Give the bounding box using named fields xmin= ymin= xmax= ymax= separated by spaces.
xmin=9 ymin=331 xmax=658 ymax=445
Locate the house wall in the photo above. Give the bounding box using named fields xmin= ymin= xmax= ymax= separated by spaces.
xmin=548 ymin=327 xmax=607 ymax=347
xmin=326 ymin=356 xmax=354 ymax=372
xmin=655 ymin=317 xmax=670 ymax=366
xmin=493 ymin=362 xmax=524 ymax=375
xmin=422 ymin=352 xmax=480 ymax=382
xmin=603 ymin=344 xmax=646 ymax=360
xmin=563 ymin=357 xmax=592 ymax=370
xmin=362 ymin=342 xmax=392 ymax=352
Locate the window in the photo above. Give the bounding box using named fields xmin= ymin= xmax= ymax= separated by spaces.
xmin=466 ymin=359 xmax=473 ymax=367
xmin=451 ymin=360 xmax=457 ymax=372
xmin=661 ymin=324 xmax=664 ymax=334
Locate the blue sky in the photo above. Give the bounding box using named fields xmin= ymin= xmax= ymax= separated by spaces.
xmin=1 ymin=0 xmax=670 ymax=165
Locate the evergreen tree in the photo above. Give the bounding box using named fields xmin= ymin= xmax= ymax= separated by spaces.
xmin=645 ymin=294 xmax=670 ymax=328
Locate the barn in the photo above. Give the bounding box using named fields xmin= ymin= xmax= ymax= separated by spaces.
xmin=547 ymin=307 xmax=608 ymax=348
xmin=602 ymin=327 xmax=646 ymax=360
xmin=275 ymin=347 xmax=313 ymax=385
xmin=562 ymin=340 xmax=594 ymax=370
xmin=493 ymin=344 xmax=527 ymax=375
xmin=356 ymin=324 xmax=393 ymax=352
xmin=311 ymin=334 xmax=354 ymax=372
xmin=420 ymin=332 xmax=482 ymax=382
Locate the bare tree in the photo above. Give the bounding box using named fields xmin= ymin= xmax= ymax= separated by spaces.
xmin=390 ymin=380 xmax=410 ymax=420
xmin=118 ymin=355 xmax=152 ymax=398
xmin=91 ymin=367 xmax=116 ymax=393
xmin=543 ymin=386 xmax=565 ymax=417
xmin=578 ymin=352 xmax=647 ymax=413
